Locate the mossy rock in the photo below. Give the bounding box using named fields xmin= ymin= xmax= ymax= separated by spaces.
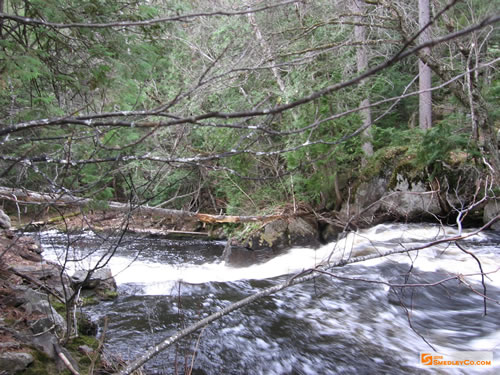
xmin=22 ymin=350 xmax=62 ymax=375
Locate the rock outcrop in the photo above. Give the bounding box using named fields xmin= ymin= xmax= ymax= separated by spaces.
xmin=223 ymin=216 xmax=321 ymax=266
xmin=71 ymin=267 xmax=118 ymax=301
xmin=484 ymin=198 xmax=500 ymax=231
xmin=338 ymin=175 xmax=443 ymax=228
xmin=0 ymin=231 xmax=104 ymax=374
xmin=0 ymin=209 xmax=11 ymax=229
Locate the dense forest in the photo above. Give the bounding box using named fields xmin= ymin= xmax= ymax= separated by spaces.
xmin=1 ymin=0 xmax=498 ymax=222
xmin=1 ymin=1 xmax=499 ymax=374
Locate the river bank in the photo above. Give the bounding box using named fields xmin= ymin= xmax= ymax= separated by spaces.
xmin=0 ymin=227 xmax=127 ymax=375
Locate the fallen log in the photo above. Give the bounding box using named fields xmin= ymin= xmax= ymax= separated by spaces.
xmin=0 ymin=186 xmax=288 ymax=225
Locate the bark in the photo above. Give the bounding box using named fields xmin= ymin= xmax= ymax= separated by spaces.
xmin=353 ymin=0 xmax=373 ymax=160
xmin=0 ymin=187 xmax=288 ymax=225
xmin=418 ymin=0 xmax=432 ymax=130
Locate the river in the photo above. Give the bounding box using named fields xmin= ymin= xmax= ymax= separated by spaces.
xmin=39 ymin=223 xmax=500 ymax=374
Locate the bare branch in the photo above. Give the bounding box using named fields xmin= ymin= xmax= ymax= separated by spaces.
xmin=0 ymin=1 xmax=299 ymax=29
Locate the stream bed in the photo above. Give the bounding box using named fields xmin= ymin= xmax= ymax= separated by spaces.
xmin=39 ymin=224 xmax=500 ymax=374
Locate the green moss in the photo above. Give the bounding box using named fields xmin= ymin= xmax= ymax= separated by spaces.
xmin=66 ymin=335 xmax=99 ymax=352
xmin=22 ymin=349 xmax=63 ymax=375
xmin=81 ymin=296 xmax=99 ymax=306
xmin=50 ymin=299 xmax=67 ymax=315
xmin=361 ymin=146 xmax=409 ymax=182
xmin=98 ymin=290 xmax=118 ymax=301
xmin=66 ymin=335 xmax=100 ymax=375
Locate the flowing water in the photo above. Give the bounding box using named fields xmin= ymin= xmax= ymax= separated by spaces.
xmin=39 ymin=224 xmax=500 ymax=374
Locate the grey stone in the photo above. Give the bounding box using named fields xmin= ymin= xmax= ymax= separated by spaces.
xmin=0 ymin=209 xmax=11 ymax=229
xmin=11 ymin=263 xmax=72 ymax=297
xmin=380 ymin=178 xmax=441 ymax=219
xmin=71 ymin=267 xmax=117 ymax=301
xmin=78 ymin=345 xmax=94 ymax=355
xmin=484 ymin=199 xmax=500 ymax=231
xmin=31 ymin=331 xmax=58 ymax=359
xmin=0 ymin=352 xmax=34 ymax=374
xmin=21 ymin=288 xmax=67 ymax=334
xmin=339 ymin=175 xmax=442 ymax=226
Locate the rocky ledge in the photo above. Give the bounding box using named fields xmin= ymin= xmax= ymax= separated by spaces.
xmin=0 ymin=224 xmax=117 ymax=374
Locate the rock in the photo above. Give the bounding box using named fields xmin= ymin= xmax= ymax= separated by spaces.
xmin=339 ymin=175 xmax=442 ymax=227
xmin=320 ymin=223 xmax=343 ymax=243
xmin=11 ymin=263 xmax=72 ymax=297
xmin=245 ymin=217 xmax=320 ymax=253
xmin=0 ymin=352 xmax=34 ymax=374
xmin=31 ymin=331 xmax=58 ymax=359
xmin=0 ymin=209 xmax=11 ymax=229
xmin=287 ymin=217 xmax=319 ymax=247
xmin=31 ymin=332 xmax=79 ymax=373
xmin=222 ymin=241 xmax=272 ymax=267
xmin=71 ymin=267 xmax=117 ymax=300
xmin=76 ymin=311 xmax=98 ymax=336
xmin=78 ymin=345 xmax=94 ymax=355
xmin=21 ymin=288 xmax=67 ymax=335
xmin=484 ymin=198 xmax=500 ymax=231
xmin=380 ymin=178 xmax=441 ymax=219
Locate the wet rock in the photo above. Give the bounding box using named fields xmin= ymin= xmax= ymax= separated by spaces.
xmin=71 ymin=267 xmax=117 ymax=300
xmin=222 ymin=240 xmax=272 ymax=267
xmin=320 ymin=223 xmax=344 ymax=243
xmin=245 ymin=217 xmax=320 ymax=252
xmin=0 ymin=352 xmax=34 ymax=374
xmin=0 ymin=209 xmax=11 ymax=229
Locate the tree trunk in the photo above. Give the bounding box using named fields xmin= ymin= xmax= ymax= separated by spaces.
xmin=418 ymin=0 xmax=432 ymax=130
xmin=0 ymin=187 xmax=290 ymax=225
xmin=353 ymin=0 xmax=373 ymax=160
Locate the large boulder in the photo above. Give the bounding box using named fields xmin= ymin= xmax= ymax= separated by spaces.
xmin=223 ymin=216 xmax=320 ymax=266
xmin=222 ymin=239 xmax=273 ymax=267
xmin=11 ymin=263 xmax=72 ymax=297
xmin=71 ymin=267 xmax=117 ymax=300
xmin=245 ymin=217 xmax=320 ymax=252
xmin=21 ymin=287 xmax=67 ymax=335
xmin=339 ymin=174 xmax=442 ymax=227
xmin=484 ymin=198 xmax=500 ymax=231
xmin=0 ymin=209 xmax=11 ymax=229
xmin=0 ymin=352 xmax=34 ymax=374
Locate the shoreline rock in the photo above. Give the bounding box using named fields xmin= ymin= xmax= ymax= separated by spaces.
xmin=0 ymin=230 xmax=113 ymax=374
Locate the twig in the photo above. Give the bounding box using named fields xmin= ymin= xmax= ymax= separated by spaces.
xmin=89 ymin=317 xmax=108 ymax=375
xmin=455 ymin=241 xmax=488 ymax=315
